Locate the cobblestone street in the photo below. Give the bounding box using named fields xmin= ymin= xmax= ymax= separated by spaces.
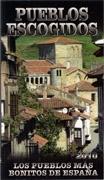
xmin=83 ymin=123 xmax=99 ymax=153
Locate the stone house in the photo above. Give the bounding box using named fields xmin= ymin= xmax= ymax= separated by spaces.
xmin=87 ymin=39 xmax=104 ymax=152
xmin=64 ymin=81 xmax=98 ymax=121
xmin=1 ymin=36 xmax=18 ymax=161
xmin=87 ymin=65 xmax=104 ymax=152
xmin=87 ymin=39 xmax=104 ymax=153
xmin=1 ymin=36 xmax=18 ymax=139
xmin=50 ymin=66 xmax=89 ymax=88
xmin=23 ymin=58 xmax=97 ymax=123
xmin=39 ymin=97 xmax=91 ymax=151
xmin=23 ymin=36 xmax=98 ymax=123
xmin=11 ymin=107 xmax=48 ymax=158
xmin=38 ymin=36 xmax=83 ymax=69
xmin=24 ymin=60 xmax=54 ymax=91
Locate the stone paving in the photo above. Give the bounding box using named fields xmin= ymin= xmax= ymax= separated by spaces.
xmin=83 ymin=123 xmax=99 ymax=153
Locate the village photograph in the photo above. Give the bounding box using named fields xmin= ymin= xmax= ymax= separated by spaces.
xmin=1 ymin=0 xmax=104 ymax=179
xmin=1 ymin=34 xmax=104 ymax=164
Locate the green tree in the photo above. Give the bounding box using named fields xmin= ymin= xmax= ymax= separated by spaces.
xmin=68 ymin=142 xmax=78 ymax=157
xmin=35 ymin=111 xmax=62 ymax=154
xmin=3 ymin=114 xmax=21 ymax=135
xmin=17 ymin=65 xmax=41 ymax=109
xmin=17 ymin=64 xmax=62 ymax=154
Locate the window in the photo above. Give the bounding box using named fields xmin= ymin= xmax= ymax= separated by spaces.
xmin=26 ymin=77 xmax=29 ymax=83
xmin=56 ymin=70 xmax=61 ymax=76
xmin=9 ymin=61 xmax=16 ymax=79
xmin=10 ymin=93 xmax=18 ymax=119
xmin=74 ymin=128 xmax=81 ymax=138
xmin=44 ymin=77 xmax=47 ymax=84
xmin=35 ymin=78 xmax=38 ymax=84
xmin=59 ymin=70 xmax=61 ymax=76
xmin=91 ymin=93 xmax=96 ymax=101
xmin=40 ymin=77 xmax=43 ymax=84
xmin=56 ymin=70 xmax=58 ymax=76
xmin=31 ymin=77 xmax=34 ymax=84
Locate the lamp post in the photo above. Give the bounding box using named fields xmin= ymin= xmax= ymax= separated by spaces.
xmin=26 ymin=131 xmax=38 ymax=160
xmin=19 ymin=120 xmax=24 ymax=132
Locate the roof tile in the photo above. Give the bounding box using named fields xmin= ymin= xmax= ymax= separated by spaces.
xmin=87 ymin=65 xmax=104 ymax=77
xmin=24 ymin=60 xmax=54 ymax=74
xmin=65 ymin=67 xmax=87 ymax=75
xmin=39 ymin=97 xmax=73 ymax=109
xmin=32 ymin=134 xmax=48 ymax=148
xmin=64 ymin=81 xmax=97 ymax=92
xmin=53 ymin=111 xmax=73 ymax=121
xmin=38 ymin=36 xmax=81 ymax=45
xmin=19 ymin=107 xmax=39 ymax=121
xmin=71 ymin=111 xmax=90 ymax=119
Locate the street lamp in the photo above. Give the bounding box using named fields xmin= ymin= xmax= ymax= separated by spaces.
xmin=19 ymin=120 xmax=24 ymax=131
xmin=28 ymin=132 xmax=32 ymax=139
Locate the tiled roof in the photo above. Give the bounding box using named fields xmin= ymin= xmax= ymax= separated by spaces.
xmin=38 ymin=36 xmax=81 ymax=45
xmin=48 ymin=85 xmax=92 ymax=106
xmin=53 ymin=110 xmax=89 ymax=121
xmin=51 ymin=63 xmax=66 ymax=69
xmin=64 ymin=81 xmax=97 ymax=92
xmin=78 ymin=97 xmax=94 ymax=105
xmin=71 ymin=111 xmax=90 ymax=119
xmin=24 ymin=60 xmax=54 ymax=74
xmin=32 ymin=134 xmax=48 ymax=148
xmin=53 ymin=111 xmax=73 ymax=121
xmin=87 ymin=65 xmax=104 ymax=77
xmin=39 ymin=97 xmax=73 ymax=109
xmin=65 ymin=67 xmax=87 ymax=75
xmin=19 ymin=107 xmax=39 ymax=121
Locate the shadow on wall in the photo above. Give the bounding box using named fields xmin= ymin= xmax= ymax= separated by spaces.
xmin=17 ymin=118 xmax=36 ymax=143
xmin=1 ymin=40 xmax=7 ymax=61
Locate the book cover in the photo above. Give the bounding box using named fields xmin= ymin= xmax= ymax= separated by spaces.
xmin=1 ymin=0 xmax=104 ymax=179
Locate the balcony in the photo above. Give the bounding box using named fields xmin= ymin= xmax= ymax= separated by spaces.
xmin=4 ymin=78 xmax=17 ymax=87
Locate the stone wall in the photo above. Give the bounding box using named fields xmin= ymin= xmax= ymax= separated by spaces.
xmin=77 ymin=91 xmax=98 ymax=121
xmin=55 ymin=44 xmax=82 ymax=69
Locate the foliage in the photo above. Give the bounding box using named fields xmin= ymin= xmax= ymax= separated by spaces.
xmin=35 ymin=111 xmax=62 ymax=154
xmin=17 ymin=65 xmax=41 ymax=109
xmin=3 ymin=64 xmax=41 ymax=136
xmin=68 ymin=142 xmax=78 ymax=157
xmin=11 ymin=115 xmax=22 ymax=135
xmin=16 ymin=35 xmax=51 ymax=59
xmin=3 ymin=114 xmax=13 ymax=126
xmin=17 ymin=61 xmax=62 ymax=154
xmin=16 ymin=35 xmax=104 ymax=69
xmin=3 ymin=114 xmax=21 ymax=135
